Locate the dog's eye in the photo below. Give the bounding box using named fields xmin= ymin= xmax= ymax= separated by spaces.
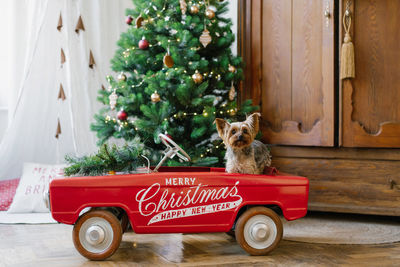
xmin=243 ymin=129 xmax=248 ymax=134
xmin=231 ymin=129 xmax=236 ymax=135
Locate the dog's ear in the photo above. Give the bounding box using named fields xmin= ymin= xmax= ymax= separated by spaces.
xmin=245 ymin=113 xmax=261 ymax=135
xmin=214 ymin=118 xmax=230 ymax=139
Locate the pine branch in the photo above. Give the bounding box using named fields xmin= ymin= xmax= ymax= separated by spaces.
xmin=64 ymin=144 xmax=145 ymax=176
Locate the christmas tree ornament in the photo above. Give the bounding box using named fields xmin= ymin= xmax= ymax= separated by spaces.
xmin=117 ymin=110 xmax=128 ymax=121
xmin=163 ymin=50 xmax=174 ymax=68
xmin=192 ymin=70 xmax=203 ymax=84
xmin=139 ymin=38 xmax=149 ymax=50
xmin=118 ymin=72 xmax=127 ymax=81
xmin=126 ymin=15 xmax=133 ymax=25
xmin=151 ymin=91 xmax=161 ymax=102
xmin=229 ymin=81 xmax=236 ymax=101
xmin=190 ymin=4 xmax=199 ymax=14
xmin=228 ymin=64 xmax=236 ymax=73
xmin=109 ymin=89 xmax=118 ymax=110
xmin=180 ymin=0 xmax=187 ymax=15
xmin=200 ymin=27 xmax=212 ymax=47
xmin=205 ymin=8 xmax=215 ymax=19
xmin=135 ymin=16 xmax=144 ymax=28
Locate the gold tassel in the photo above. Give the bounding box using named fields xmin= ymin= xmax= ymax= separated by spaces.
xmin=340 ymin=9 xmax=355 ymax=79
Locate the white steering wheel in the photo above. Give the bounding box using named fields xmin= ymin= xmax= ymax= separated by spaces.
xmin=153 ymin=134 xmax=191 ymax=172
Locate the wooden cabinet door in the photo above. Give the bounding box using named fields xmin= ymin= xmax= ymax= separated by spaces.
xmin=341 ymin=0 xmax=400 ymax=147
xmin=240 ymin=0 xmax=335 ymax=146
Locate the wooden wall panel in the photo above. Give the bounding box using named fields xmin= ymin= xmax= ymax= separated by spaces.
xmin=342 ymin=0 xmax=400 ymax=147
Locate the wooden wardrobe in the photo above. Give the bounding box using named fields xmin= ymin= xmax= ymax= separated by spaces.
xmin=238 ymin=0 xmax=400 ymax=216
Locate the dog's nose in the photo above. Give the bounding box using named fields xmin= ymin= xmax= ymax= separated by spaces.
xmin=238 ymin=135 xmax=243 ymax=141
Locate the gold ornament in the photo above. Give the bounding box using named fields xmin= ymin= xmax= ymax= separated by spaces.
xmin=205 ymin=8 xmax=215 ymax=19
xmin=229 ymin=82 xmax=236 ymax=101
xmin=192 ymin=70 xmax=203 ymax=84
xmin=136 ymin=16 xmax=144 ymax=28
xmin=200 ymin=28 xmax=212 ymax=47
xmin=190 ymin=5 xmax=199 ymax=14
xmin=109 ymin=89 xmax=118 ymax=110
xmin=118 ymin=72 xmax=127 ymax=81
xmin=163 ymin=53 xmax=174 ymax=68
xmin=151 ymin=91 xmax=161 ymax=102
xmin=180 ymin=0 xmax=187 ymax=15
xmin=228 ymin=64 xmax=236 ymax=73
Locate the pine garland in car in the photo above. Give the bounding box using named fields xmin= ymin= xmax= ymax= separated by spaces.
xmin=64 ymin=143 xmax=146 ymax=176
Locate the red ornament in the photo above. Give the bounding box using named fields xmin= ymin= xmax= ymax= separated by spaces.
xmin=117 ymin=110 xmax=128 ymax=121
xmin=126 ymin=15 xmax=133 ymax=25
xmin=138 ymin=39 xmax=149 ymax=50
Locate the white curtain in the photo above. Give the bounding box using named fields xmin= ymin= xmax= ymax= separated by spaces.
xmin=0 ymin=0 xmax=133 ymax=180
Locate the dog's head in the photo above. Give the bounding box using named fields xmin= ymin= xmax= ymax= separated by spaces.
xmin=214 ymin=113 xmax=260 ymax=149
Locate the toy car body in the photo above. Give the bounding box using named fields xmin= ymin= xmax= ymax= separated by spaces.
xmin=49 ymin=166 xmax=308 ymax=260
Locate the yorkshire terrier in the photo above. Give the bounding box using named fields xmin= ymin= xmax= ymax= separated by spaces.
xmin=215 ymin=113 xmax=271 ymax=174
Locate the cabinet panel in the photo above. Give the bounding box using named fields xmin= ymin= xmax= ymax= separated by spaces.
xmin=243 ymin=0 xmax=335 ymax=146
xmin=342 ymin=0 xmax=400 ymax=147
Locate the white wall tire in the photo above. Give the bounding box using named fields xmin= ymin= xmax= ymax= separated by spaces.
xmin=235 ymin=207 xmax=283 ymax=255
xmin=73 ymin=210 xmax=122 ymax=260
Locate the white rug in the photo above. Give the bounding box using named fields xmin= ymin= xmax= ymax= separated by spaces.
xmin=0 ymin=211 xmax=57 ymax=224
xmin=283 ymin=212 xmax=400 ymax=244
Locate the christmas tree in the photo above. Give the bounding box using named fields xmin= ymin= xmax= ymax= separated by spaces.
xmin=91 ymin=0 xmax=256 ymax=167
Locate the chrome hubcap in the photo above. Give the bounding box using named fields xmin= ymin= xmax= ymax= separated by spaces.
xmin=79 ymin=217 xmax=114 ymax=253
xmin=251 ymin=223 xmax=269 ymax=242
xmin=86 ymin=225 xmax=106 ymax=245
xmin=244 ymin=214 xmax=277 ymax=250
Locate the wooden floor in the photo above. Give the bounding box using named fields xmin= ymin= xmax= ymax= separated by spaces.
xmin=0 ymin=223 xmax=399 ymax=267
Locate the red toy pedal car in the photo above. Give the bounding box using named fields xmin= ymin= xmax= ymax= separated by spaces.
xmin=47 ymin=134 xmax=308 ymax=260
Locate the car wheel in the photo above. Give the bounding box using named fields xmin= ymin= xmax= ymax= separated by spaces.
xmin=73 ymin=210 xmax=122 ymax=260
xmin=235 ymin=207 xmax=283 ymax=255
xmin=120 ymin=212 xmax=130 ymax=233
